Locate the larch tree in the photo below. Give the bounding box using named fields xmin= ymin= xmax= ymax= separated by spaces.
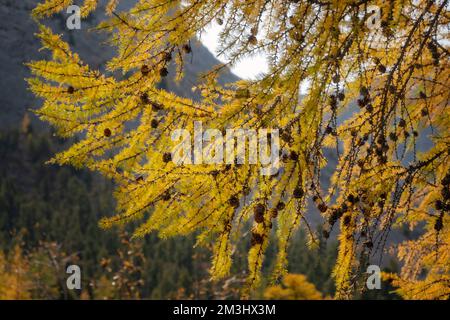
xmin=28 ymin=0 xmax=449 ymax=299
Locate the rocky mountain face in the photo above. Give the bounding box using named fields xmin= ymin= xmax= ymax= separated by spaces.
xmin=0 ymin=0 xmax=238 ymax=128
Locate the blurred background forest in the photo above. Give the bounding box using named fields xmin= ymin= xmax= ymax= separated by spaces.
xmin=0 ymin=0 xmax=402 ymax=299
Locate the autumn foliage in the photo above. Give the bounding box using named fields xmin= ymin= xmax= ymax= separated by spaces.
xmin=28 ymin=0 xmax=449 ymax=299
xmin=264 ymin=274 xmax=324 ymax=300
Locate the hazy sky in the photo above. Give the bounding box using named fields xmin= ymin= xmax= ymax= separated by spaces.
xmin=200 ymin=21 xmax=269 ymax=80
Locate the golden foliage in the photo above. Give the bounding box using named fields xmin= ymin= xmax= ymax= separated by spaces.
xmin=28 ymin=0 xmax=449 ymax=298
xmin=0 ymin=245 xmax=32 ymax=300
xmin=383 ymin=215 xmax=450 ymax=300
xmin=264 ymin=274 xmax=324 ymax=300
xmin=0 ymin=242 xmax=71 ymax=300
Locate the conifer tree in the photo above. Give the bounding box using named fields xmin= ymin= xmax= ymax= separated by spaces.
xmin=28 ymin=0 xmax=449 ymax=299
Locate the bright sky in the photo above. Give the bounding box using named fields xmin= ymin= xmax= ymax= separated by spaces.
xmin=199 ymin=21 xmax=269 ymax=80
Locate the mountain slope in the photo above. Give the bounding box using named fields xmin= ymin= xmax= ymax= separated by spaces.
xmin=0 ymin=0 xmax=238 ymax=127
